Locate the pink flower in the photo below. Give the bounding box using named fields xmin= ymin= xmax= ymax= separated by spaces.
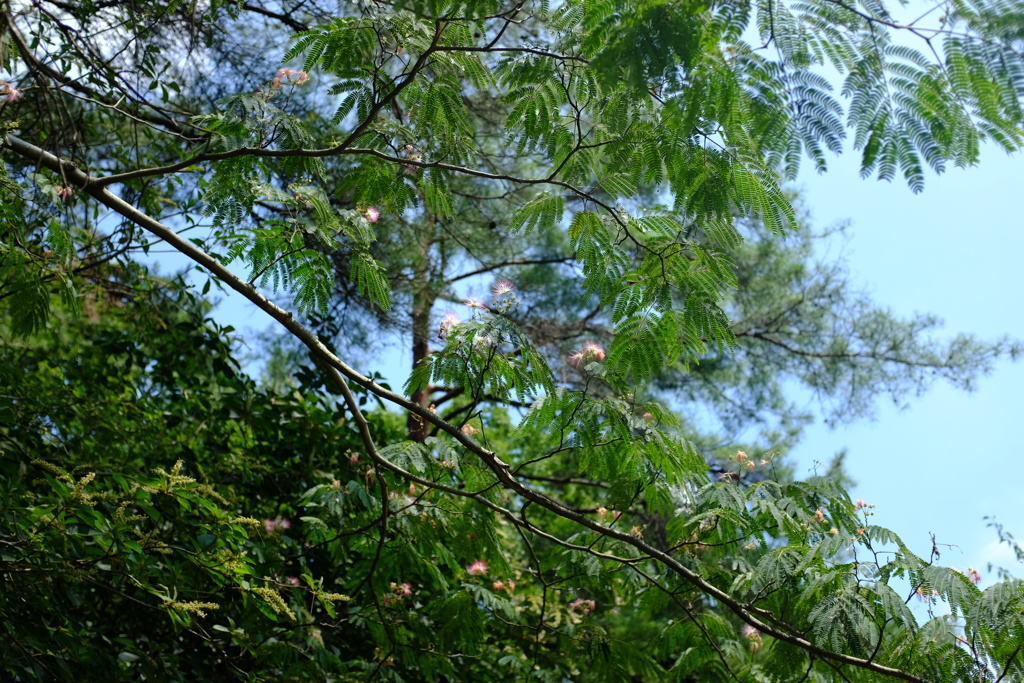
xmin=286 ymin=576 xmax=300 ymax=587
xmin=56 ymin=186 xmax=73 ymax=203
xmin=967 ymin=568 xmax=981 ymax=585
xmin=386 ymin=582 xmax=412 ymax=603
xmin=741 ymin=624 xmax=763 ymax=652
xmin=349 ymin=452 xmax=360 ymax=465
xmin=463 ymin=298 xmax=487 ymax=310
xmin=363 ymin=206 xmax=380 ymax=223
xmin=507 ymin=580 xmax=516 ymax=593
xmin=855 ymin=499 xmax=866 ymax=510
xmin=466 ymin=560 xmax=488 ymax=575
xmin=1 ymin=81 xmax=21 ymax=103
xmin=263 ymin=516 xmax=292 ymax=533
xmin=274 ymin=68 xmax=309 ymax=86
xmin=438 ymin=311 xmax=460 ymax=339
xmin=491 ymin=279 xmax=515 ymax=298
xmin=813 ymin=508 xmax=825 ymax=523
xmin=568 ymin=598 xmax=596 ymax=615
xmin=460 ymin=423 xmax=477 ymax=437
xmin=492 ymin=580 xmax=505 ymax=591
xmin=584 ymin=341 xmax=605 ymax=359
xmin=568 ymin=341 xmax=606 ymax=368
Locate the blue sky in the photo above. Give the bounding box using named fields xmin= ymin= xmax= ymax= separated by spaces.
xmin=790 ymin=145 xmax=1024 ymax=584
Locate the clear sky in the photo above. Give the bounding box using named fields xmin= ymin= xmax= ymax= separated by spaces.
xmin=790 ymin=145 xmax=1024 ymax=585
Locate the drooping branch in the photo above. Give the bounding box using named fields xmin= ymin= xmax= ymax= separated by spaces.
xmin=2 ymin=132 xmax=939 ymax=683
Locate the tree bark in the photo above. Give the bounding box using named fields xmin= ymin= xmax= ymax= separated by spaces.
xmin=407 ymin=218 xmax=436 ymax=442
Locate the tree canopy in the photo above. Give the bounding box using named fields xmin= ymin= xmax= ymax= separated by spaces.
xmin=3 ymin=0 xmax=1024 ymax=680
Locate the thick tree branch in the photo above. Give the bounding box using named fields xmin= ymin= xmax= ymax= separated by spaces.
xmin=2 ymin=132 xmax=938 ymax=683
xmin=241 ymin=2 xmax=310 ymax=32
xmin=445 ymin=256 xmax=575 ymax=285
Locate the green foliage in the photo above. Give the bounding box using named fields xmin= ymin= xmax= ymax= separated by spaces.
xmin=3 ymin=0 xmax=1024 ymax=680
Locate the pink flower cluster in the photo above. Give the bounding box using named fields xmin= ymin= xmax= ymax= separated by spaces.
xmin=438 ymin=311 xmax=460 ymax=339
xmin=263 ymin=516 xmax=291 ymax=533
xmin=272 ymin=68 xmax=309 ymax=88
xmin=363 ymin=206 xmax=380 ymax=223
xmin=383 ymin=581 xmax=413 ymax=605
xmin=568 ymin=598 xmax=596 ymax=615
xmin=741 ymin=624 xmax=763 ymax=651
xmin=568 ymin=341 xmax=605 ymax=368
xmin=491 ymin=579 xmax=516 ymax=593
xmin=466 ymin=559 xmax=488 ymax=575
xmin=0 ymin=81 xmax=21 ymax=103
xmin=734 ymin=450 xmax=772 ymax=471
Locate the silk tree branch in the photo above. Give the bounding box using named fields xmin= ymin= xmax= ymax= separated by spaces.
xmin=2 ymin=132 xmax=938 ymax=683
xmin=92 ymin=145 xmax=616 ymax=212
